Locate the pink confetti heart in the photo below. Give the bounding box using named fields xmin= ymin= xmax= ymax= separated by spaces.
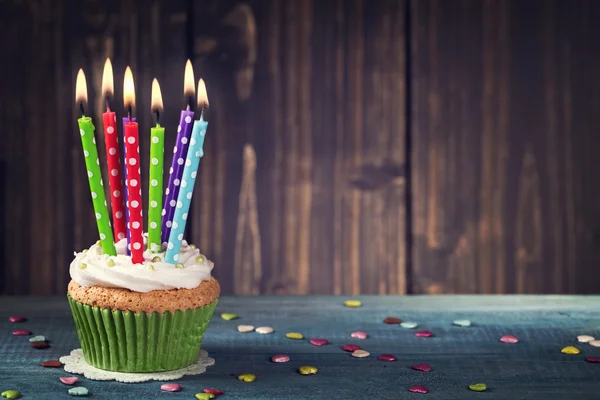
xmin=342 ymin=344 xmax=361 ymax=352
xmin=586 ymin=356 xmax=600 ymax=363
xmin=351 ymin=331 xmax=368 ymax=340
xmin=12 ymin=329 xmax=32 ymax=336
xmin=411 ymin=363 xmax=432 ymax=372
xmin=203 ymin=388 xmax=224 ymax=395
xmin=377 ymin=354 xmax=396 ymax=361
xmin=309 ymin=338 xmax=329 ymax=346
xmin=9 ymin=316 xmax=27 ymax=323
xmin=500 ymin=335 xmax=519 ymax=344
xmin=160 ymin=383 xmax=181 ymax=392
xmin=409 ymin=385 xmax=429 ymax=394
xmin=415 ymin=330 xmax=433 ymax=338
xmin=59 ymin=377 xmax=78 ymax=385
xmin=271 ymin=354 xmax=290 ymax=363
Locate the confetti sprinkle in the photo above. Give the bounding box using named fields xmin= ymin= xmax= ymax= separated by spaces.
xmin=377 ymin=354 xmax=396 ymax=361
xmin=12 ymin=329 xmax=31 ymax=336
xmin=8 ymin=316 xmax=26 ymax=323
xmin=586 ymin=357 xmax=600 ymax=363
xmin=384 ymin=317 xmax=402 ymax=324
xmin=352 ymin=349 xmax=370 ymax=358
xmin=342 ymin=344 xmax=361 ymax=352
xmin=256 ymin=326 xmax=274 ymax=334
xmin=411 ymin=363 xmax=432 ymax=372
xmin=29 ymin=335 xmax=46 ymax=343
xmin=561 ymin=346 xmax=580 ymax=355
xmin=400 ymin=322 xmax=418 ymax=329
xmin=41 ymin=360 xmax=62 ymax=368
xmin=500 ymin=335 xmax=519 ymax=344
xmin=415 ymin=330 xmax=434 ymax=338
xmin=286 ymin=332 xmax=304 ymax=340
xmin=195 ymin=394 xmax=215 ymax=400
xmin=160 ymin=383 xmax=181 ymax=392
xmin=271 ymin=354 xmax=290 ymax=363
xmin=588 ymin=340 xmax=600 ymax=347
xmin=221 ymin=313 xmax=238 ymax=321
xmin=1 ymin=391 xmax=20 ymax=400
xmin=344 ymin=300 xmax=362 ymax=308
xmin=469 ymin=383 xmax=487 ymax=392
xmin=351 ymin=331 xmax=368 ymax=339
xmin=59 ymin=377 xmax=79 ymax=386
xmin=453 ymin=319 xmax=472 ymax=327
xmin=237 ymin=325 xmax=255 ymax=333
xmin=31 ymin=341 xmax=49 ymax=349
xmin=578 ymin=335 xmax=595 ymax=343
xmin=203 ymin=388 xmax=223 ymax=395
xmin=238 ymin=373 xmax=256 ymax=382
xmin=68 ymin=387 xmax=89 ymax=396
xmin=408 ymin=386 xmax=428 ymax=394
xmin=309 ymin=338 xmax=329 ymax=346
xmin=298 ymin=366 xmax=318 ymax=375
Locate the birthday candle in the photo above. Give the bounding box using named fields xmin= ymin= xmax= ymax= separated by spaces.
xmin=148 ymin=79 xmax=165 ymax=252
xmin=161 ymin=60 xmax=195 ymax=244
xmin=165 ymin=79 xmax=209 ymax=263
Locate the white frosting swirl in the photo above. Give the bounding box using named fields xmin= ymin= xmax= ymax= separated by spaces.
xmin=70 ymin=236 xmax=214 ymax=293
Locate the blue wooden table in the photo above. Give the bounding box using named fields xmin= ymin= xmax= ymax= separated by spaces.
xmin=1 ymin=296 xmax=599 ymax=399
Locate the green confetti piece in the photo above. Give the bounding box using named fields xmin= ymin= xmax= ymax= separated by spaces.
xmin=453 ymin=319 xmax=472 ymax=327
xmin=148 ymin=125 xmax=164 ymax=252
xmin=1 ymin=390 xmax=21 ymax=399
xmin=195 ymin=394 xmax=215 ymax=400
xmin=469 ymin=383 xmax=487 ymax=392
xmin=106 ymin=259 xmax=115 ymax=267
xmin=68 ymin=387 xmax=89 ymax=396
xmin=29 ymin=335 xmax=45 ymax=342
xmin=221 ymin=313 xmax=238 ymax=321
xmin=78 ymin=118 xmax=116 ymax=256
xmin=286 ymin=332 xmax=303 ymax=340
xmin=146 ymin=264 xmax=155 ymax=271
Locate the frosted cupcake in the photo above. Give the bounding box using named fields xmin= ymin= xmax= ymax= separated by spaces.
xmin=67 ymin=236 xmax=219 ymax=372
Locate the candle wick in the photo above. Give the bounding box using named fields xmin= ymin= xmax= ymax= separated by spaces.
xmin=105 ymin=97 xmax=111 ymax=112
xmin=154 ymin=109 xmax=160 ymax=125
xmin=127 ymin=105 xmax=132 ymax=121
xmin=79 ymin=102 xmax=85 ymax=116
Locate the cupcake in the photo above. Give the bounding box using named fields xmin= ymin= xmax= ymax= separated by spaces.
xmin=67 ymin=236 xmax=219 ymax=372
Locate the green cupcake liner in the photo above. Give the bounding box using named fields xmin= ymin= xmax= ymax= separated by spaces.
xmin=68 ymin=295 xmax=217 ymax=372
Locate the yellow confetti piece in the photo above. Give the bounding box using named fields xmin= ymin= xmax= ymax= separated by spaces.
xmin=561 ymin=346 xmax=580 ymax=355
xmin=298 ymin=366 xmax=318 ymax=375
xmin=344 ymin=300 xmax=362 ymax=308
xmin=286 ymin=332 xmax=304 ymax=340
xmin=238 ymin=373 xmax=256 ymax=382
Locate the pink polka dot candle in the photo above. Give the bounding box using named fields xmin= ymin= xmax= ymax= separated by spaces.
xmin=123 ymin=66 xmax=144 ymax=264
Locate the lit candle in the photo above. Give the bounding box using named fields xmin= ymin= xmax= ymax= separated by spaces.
xmin=101 ymin=59 xmax=127 ymax=242
xmin=148 ymin=79 xmax=165 ymax=252
xmin=165 ymin=79 xmax=209 ymax=263
xmin=161 ymin=60 xmax=195 ymax=244
xmin=123 ymin=66 xmax=144 ymax=264
xmin=75 ymin=69 xmax=116 ymax=255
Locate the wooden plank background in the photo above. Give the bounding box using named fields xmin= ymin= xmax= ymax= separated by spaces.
xmin=0 ymin=0 xmax=598 ymax=295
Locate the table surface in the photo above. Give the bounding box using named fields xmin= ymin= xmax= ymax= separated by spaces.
xmin=1 ymin=295 xmax=599 ymax=400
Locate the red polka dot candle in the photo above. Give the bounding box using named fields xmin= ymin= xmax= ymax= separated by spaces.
xmin=75 ymin=69 xmax=116 ymax=256
xmin=123 ymin=66 xmax=144 ymax=264
xmin=101 ymin=58 xmax=126 ymax=242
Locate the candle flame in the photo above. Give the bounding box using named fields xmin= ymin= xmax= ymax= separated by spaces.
xmin=197 ymin=79 xmax=209 ymax=108
xmin=75 ymin=69 xmax=88 ymax=105
xmin=102 ymin=58 xmax=114 ymax=98
xmin=183 ymin=59 xmax=195 ymax=99
xmin=151 ymin=78 xmax=164 ymax=113
xmin=123 ymin=66 xmax=136 ymax=109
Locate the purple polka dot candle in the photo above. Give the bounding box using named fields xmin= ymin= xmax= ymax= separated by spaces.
xmin=162 ymin=60 xmax=195 ymax=245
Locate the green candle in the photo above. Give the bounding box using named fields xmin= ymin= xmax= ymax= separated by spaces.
xmin=78 ymin=117 xmax=116 ymax=255
xmin=148 ymin=78 xmax=165 ymax=252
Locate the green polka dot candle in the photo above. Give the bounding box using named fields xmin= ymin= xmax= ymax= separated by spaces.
xmin=148 ymin=79 xmax=165 ymax=252
xmin=75 ymin=69 xmax=116 ymax=256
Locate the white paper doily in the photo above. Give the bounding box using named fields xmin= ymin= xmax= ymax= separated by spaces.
xmin=59 ymin=349 xmax=215 ymax=383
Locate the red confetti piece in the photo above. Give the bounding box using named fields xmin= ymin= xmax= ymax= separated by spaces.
xmin=160 ymin=383 xmax=181 ymax=392
xmin=415 ymin=330 xmax=434 ymax=337
xmin=377 ymin=354 xmax=397 ymax=361
xmin=41 ymin=360 xmax=62 ymax=368
xmin=309 ymin=338 xmax=329 ymax=346
xmin=500 ymin=335 xmax=519 ymax=344
xmin=409 ymin=385 xmax=429 ymax=394
xmin=351 ymin=331 xmax=368 ymax=339
xmin=384 ymin=317 xmax=402 ymax=324
xmin=59 ymin=377 xmax=78 ymax=385
xmin=9 ymin=316 xmax=26 ymax=323
xmin=586 ymin=357 xmax=600 ymax=363
xmin=411 ymin=363 xmax=432 ymax=372
xmin=271 ymin=354 xmax=290 ymax=363
xmin=31 ymin=341 xmax=49 ymax=349
xmin=342 ymin=344 xmax=361 ymax=352
xmin=12 ymin=329 xmax=32 ymax=336
xmin=203 ymin=388 xmax=224 ymax=395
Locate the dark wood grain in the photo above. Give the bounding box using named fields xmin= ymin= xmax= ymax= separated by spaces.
xmin=410 ymin=0 xmax=600 ymax=294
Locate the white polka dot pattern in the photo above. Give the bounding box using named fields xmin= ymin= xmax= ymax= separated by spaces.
xmin=124 ymin=120 xmax=144 ymax=264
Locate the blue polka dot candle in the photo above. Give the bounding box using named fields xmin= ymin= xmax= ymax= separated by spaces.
xmin=162 ymin=60 xmax=195 ymax=245
xmin=165 ymin=79 xmax=209 ymax=264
